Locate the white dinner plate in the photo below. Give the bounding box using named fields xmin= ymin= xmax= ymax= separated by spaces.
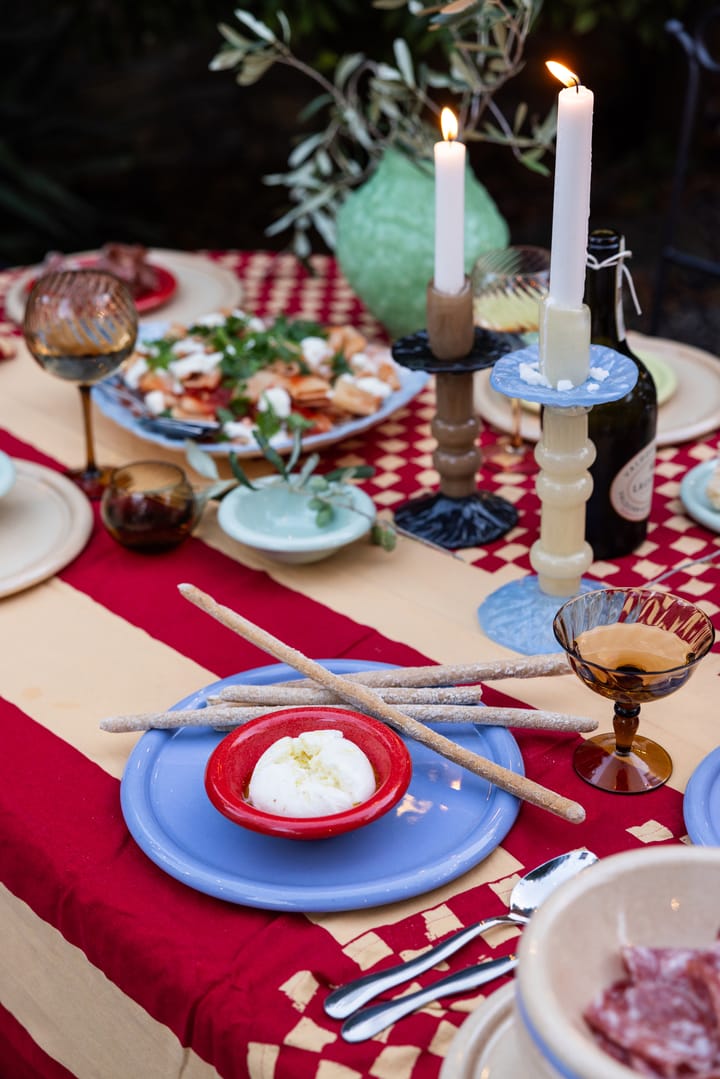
xmin=680 ymin=459 xmax=720 ymax=532
xmin=5 ymin=248 xmax=243 ymax=327
xmin=440 ymin=983 xmax=522 ymax=1078
xmin=474 ymin=333 xmax=720 ymax=448
xmin=0 ymin=460 xmax=93 ymax=597
xmin=120 ymin=661 xmax=523 ymax=912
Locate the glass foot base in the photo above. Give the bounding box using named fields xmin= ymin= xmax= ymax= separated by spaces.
xmin=66 ymin=466 xmax=114 ymax=501
xmin=393 ymin=491 xmax=517 ymax=550
xmin=477 ymin=576 xmax=605 ymax=655
xmin=574 ymin=733 xmax=673 ymax=793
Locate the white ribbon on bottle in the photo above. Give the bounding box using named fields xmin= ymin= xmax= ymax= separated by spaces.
xmin=585 ymin=249 xmax=643 ymax=316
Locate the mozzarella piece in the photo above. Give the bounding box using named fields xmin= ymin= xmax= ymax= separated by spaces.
xmin=168 ymin=351 xmax=223 ymax=379
xmin=301 ymin=336 xmax=334 ymax=370
xmin=248 ymin=729 xmax=377 ymax=817
xmin=143 ymin=390 xmax=167 ymax=415
xmin=258 ymin=386 xmax=292 ymax=418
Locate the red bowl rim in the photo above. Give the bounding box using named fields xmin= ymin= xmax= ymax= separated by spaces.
xmin=204 ymin=706 xmax=413 ymax=840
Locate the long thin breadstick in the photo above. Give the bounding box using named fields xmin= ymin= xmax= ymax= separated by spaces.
xmin=275 ymin=654 xmax=570 ymax=689
xmin=177 ymin=583 xmax=586 ymax=824
xmin=102 ymin=707 xmax=247 ymax=731
xmin=100 ymin=703 xmax=597 ymax=734
xmin=214 ymin=684 xmax=485 ymax=706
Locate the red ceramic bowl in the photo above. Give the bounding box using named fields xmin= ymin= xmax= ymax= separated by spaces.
xmin=204 ymin=706 xmax=413 ymax=840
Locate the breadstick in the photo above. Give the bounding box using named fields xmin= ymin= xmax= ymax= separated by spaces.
xmin=274 ymin=654 xmax=570 ymax=689
xmin=101 ymin=707 xmax=245 ymax=732
xmin=214 ymin=684 xmax=484 ymax=706
xmin=177 ymin=583 xmax=586 ymax=824
xmin=100 ymin=703 xmax=597 ymax=734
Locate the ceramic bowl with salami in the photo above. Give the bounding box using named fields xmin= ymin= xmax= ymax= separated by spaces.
xmin=514 ymin=845 xmax=720 ymax=1079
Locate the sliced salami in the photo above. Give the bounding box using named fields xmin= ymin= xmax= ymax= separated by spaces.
xmin=585 ymin=944 xmax=720 ymax=1076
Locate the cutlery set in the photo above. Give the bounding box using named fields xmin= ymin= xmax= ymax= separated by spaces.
xmin=324 ymin=848 xmax=599 ymax=1041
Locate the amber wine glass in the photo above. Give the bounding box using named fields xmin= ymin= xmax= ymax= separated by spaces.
xmin=554 ymin=587 xmax=715 ymax=793
xmin=472 ymin=245 xmax=549 ymax=472
xmin=24 ymin=269 xmax=138 ymax=499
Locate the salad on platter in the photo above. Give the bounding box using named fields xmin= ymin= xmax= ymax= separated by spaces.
xmin=116 ymin=308 xmax=403 ymax=451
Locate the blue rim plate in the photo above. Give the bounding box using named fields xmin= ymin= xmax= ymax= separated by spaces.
xmin=120 ymin=660 xmax=523 ymax=912
xmin=684 ymin=746 xmax=720 ymax=845
xmin=680 ymin=459 xmax=720 ymax=533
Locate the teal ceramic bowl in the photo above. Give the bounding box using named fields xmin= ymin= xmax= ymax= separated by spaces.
xmin=217 ymin=475 xmax=376 ymax=564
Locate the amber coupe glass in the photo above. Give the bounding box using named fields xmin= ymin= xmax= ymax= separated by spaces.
xmin=553 ymin=587 xmax=715 ymax=793
xmin=24 ymin=269 xmax=138 ymax=499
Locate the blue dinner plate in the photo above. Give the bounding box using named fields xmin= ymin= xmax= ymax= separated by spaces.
xmin=684 ymin=746 xmax=720 ymax=846
xmin=120 ymin=660 xmax=523 ymax=912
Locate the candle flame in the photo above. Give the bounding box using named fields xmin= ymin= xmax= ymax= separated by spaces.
xmin=546 ymin=60 xmax=580 ymax=88
xmin=440 ymin=107 xmax=458 ymax=142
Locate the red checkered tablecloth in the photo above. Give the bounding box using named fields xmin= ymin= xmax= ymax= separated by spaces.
xmin=0 ymin=250 xmax=719 ymax=1079
xmin=213 ymin=251 xmax=720 ymax=599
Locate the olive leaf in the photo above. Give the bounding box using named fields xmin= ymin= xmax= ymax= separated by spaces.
xmin=232 ymin=10 xmax=277 ymax=43
xmin=185 ymin=438 xmax=220 ymax=480
xmin=228 ymin=452 xmax=257 ymax=490
xmin=372 ymin=519 xmax=398 ymax=551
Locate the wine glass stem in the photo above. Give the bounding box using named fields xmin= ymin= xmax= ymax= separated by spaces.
xmin=78 ymin=383 xmax=100 ymax=477
xmin=613 ymin=703 xmax=641 ymax=756
xmin=510 ymin=398 xmax=524 ymax=449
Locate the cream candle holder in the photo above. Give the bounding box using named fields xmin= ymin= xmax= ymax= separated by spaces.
xmin=531 ymin=404 xmax=596 ymax=596
xmin=477 ymin=342 xmax=639 ymax=654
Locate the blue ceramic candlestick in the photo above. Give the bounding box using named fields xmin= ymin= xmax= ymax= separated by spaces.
xmin=477 ymin=342 xmax=639 ymax=654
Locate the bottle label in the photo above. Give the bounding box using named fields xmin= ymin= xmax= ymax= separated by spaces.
xmin=610 ymin=441 xmax=656 ymax=521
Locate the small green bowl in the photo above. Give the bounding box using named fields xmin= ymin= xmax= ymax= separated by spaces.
xmin=217 ymin=475 xmax=376 ymax=564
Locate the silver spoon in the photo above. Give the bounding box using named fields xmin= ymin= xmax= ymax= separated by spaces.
xmin=324 ymin=847 xmax=598 ymax=1021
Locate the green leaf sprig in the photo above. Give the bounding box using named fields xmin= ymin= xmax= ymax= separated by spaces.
xmin=185 ymin=421 xmax=396 ymax=551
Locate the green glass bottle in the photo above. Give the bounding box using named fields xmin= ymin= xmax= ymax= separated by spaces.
xmin=585 ymin=228 xmax=658 ymax=559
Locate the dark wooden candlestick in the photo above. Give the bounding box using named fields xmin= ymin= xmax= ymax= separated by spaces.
xmin=390 ymin=277 xmax=520 ymax=549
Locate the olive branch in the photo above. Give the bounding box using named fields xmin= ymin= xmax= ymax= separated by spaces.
xmin=210 ymin=0 xmax=556 ymax=257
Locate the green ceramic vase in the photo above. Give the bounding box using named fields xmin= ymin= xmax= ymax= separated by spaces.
xmin=335 ymin=148 xmax=510 ymax=339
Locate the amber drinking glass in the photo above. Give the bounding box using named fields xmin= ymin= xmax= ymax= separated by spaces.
xmin=100 ymin=461 xmax=198 ymax=551
xmin=554 ymin=587 xmax=715 ymax=793
xmin=23 ymin=269 xmax=138 ymax=499
xmin=472 ymin=245 xmax=549 ymax=472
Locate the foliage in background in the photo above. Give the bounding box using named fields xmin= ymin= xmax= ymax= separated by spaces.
xmin=211 ymin=0 xmax=558 ymax=258
xmin=0 ymin=1 xmax=236 ymax=266
xmin=0 ymin=0 xmax=702 ymax=267
xmin=542 ymin=0 xmax=691 ymax=45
